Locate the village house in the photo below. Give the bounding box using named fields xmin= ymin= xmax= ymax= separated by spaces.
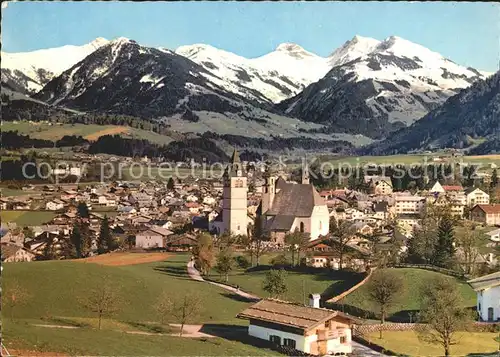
xmin=394 ymin=194 xmax=425 ymax=215
xmin=135 ymin=226 xmax=173 ymax=249
xmin=46 ymin=199 xmax=65 ymax=211
xmin=465 ymin=187 xmax=490 ymax=206
xmin=1 ymin=243 xmax=36 ymax=262
xmin=365 ymin=175 xmax=393 ymax=195
xmin=468 ymin=272 xmax=500 ymax=322
xmin=237 ymin=298 xmax=357 ymax=355
xmin=470 ymin=204 xmax=500 ymax=226
xmin=486 ymin=228 xmax=500 ymax=243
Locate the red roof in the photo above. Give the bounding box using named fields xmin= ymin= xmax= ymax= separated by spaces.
xmin=442 ymin=185 xmax=463 ymax=191
xmin=474 ymin=204 xmax=500 ymax=214
xmin=319 ymin=190 xmax=332 ymax=197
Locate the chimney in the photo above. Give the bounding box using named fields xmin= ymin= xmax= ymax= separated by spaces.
xmin=309 ymin=293 xmax=321 ymax=308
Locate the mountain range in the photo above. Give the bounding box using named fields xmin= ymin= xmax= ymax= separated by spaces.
xmin=1 ymin=35 xmax=497 ymax=153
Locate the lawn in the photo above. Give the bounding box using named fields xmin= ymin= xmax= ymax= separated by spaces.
xmin=3 ymin=321 xmax=278 ymax=356
xmin=210 ymin=253 xmax=365 ymax=304
xmin=366 ymin=330 xmax=498 ymax=356
xmin=0 ymin=210 xmax=56 ymax=226
xmin=2 ymin=121 xmax=175 ymax=145
xmin=338 ymin=268 xmax=477 ymax=321
xmin=0 ymin=188 xmax=30 ymax=196
xmin=2 ymin=253 xmax=276 ymax=355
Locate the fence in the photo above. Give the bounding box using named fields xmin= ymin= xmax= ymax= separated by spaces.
xmin=326 ymin=267 xmax=375 ymax=303
xmin=390 ymin=263 xmax=472 ymax=280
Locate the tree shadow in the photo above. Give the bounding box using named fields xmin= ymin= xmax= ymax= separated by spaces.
xmin=219 ymin=292 xmax=259 ymax=303
xmin=153 ymin=265 xmax=190 ymax=280
xmin=126 ymin=321 xmax=170 ymax=334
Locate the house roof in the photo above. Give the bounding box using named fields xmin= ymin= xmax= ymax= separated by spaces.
xmin=472 ymin=204 xmax=500 ymax=215
xmin=150 ymin=226 xmax=173 ymax=237
xmin=442 ymin=185 xmax=463 ymax=192
xmin=237 ymin=299 xmax=356 ymax=330
xmin=1 ymin=243 xmax=30 ymax=259
xmin=266 ymin=183 xmax=325 ymax=217
xmin=468 ymin=271 xmax=500 ymax=291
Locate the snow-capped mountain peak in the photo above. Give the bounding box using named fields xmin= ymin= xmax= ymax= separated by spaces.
xmin=327 ymin=35 xmax=380 ymax=66
xmin=89 ymin=37 xmax=109 ymax=48
xmin=275 ymin=42 xmax=314 ymax=56
xmin=1 ymin=37 xmax=110 ymax=94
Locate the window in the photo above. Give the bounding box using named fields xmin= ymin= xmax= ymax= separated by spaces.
xmin=270 ymin=335 xmax=281 ymax=345
xmin=300 ymin=222 xmax=305 ymax=233
xmin=283 ymin=338 xmax=296 ymax=349
xmin=340 ymin=336 xmax=347 ymax=344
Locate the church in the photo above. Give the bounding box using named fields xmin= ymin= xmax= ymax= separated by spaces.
xmin=212 ymin=150 xmax=329 ymax=242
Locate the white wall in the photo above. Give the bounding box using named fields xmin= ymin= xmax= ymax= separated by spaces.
xmin=478 ymin=286 xmax=500 ymax=321
xmin=248 ymin=324 xmax=308 ymax=352
xmin=136 ymin=234 xmax=163 ymax=248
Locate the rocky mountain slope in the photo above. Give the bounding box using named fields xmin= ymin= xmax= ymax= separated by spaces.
xmin=33 ymin=38 xmax=359 ymax=143
xmin=1 ymin=38 xmax=109 ymax=94
xmin=363 ymin=71 xmax=500 ymax=154
xmin=278 ymin=36 xmax=490 ymax=139
xmin=176 ymin=43 xmax=331 ymax=104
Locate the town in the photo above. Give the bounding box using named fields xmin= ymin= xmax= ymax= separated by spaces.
xmin=2 ymin=149 xmax=499 ymax=356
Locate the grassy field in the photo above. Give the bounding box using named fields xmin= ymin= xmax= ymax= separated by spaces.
xmin=2 ymin=122 xmax=175 ymax=145
xmin=210 ymin=253 xmax=364 ymax=304
xmin=323 ymin=154 xmax=500 ymax=171
xmin=0 ymin=210 xmax=56 ymax=226
xmin=339 ymin=268 xmax=476 ymax=320
xmin=2 ymin=253 xmax=281 ymax=355
xmin=367 ymin=330 xmax=498 ymax=356
xmin=3 ymin=321 xmax=278 ymax=356
xmin=0 ymin=188 xmax=31 ymax=196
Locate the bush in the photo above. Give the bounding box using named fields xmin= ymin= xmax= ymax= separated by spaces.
xmin=270 ymin=254 xmax=290 ymax=267
xmin=234 ymin=255 xmax=251 ymax=269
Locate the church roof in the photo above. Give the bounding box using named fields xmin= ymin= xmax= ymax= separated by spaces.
xmin=275 ymin=176 xmax=288 ymax=191
xmin=224 ymin=148 xmax=244 ymax=178
xmin=267 ymin=183 xmax=325 ymax=217
xmin=265 ymin=215 xmax=295 ymax=231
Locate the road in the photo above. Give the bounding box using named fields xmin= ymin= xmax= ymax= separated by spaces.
xmin=187 ymin=259 xmax=260 ymax=301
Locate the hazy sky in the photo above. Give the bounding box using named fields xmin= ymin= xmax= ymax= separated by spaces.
xmin=2 ymin=1 xmax=499 ymax=71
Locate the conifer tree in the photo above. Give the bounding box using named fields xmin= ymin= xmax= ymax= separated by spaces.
xmin=433 ymin=214 xmax=455 ymax=268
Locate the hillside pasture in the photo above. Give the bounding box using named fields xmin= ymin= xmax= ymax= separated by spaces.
xmin=334 ymin=268 xmax=476 ymax=321
xmin=0 ymin=210 xmax=56 ymax=226
xmin=75 ymin=252 xmax=172 ymax=266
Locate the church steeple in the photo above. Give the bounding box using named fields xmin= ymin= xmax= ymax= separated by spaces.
xmin=301 ymin=157 xmax=310 ymax=185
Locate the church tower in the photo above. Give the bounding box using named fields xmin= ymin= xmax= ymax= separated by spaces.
xmin=261 ymin=164 xmax=276 ymax=215
xmin=301 ymin=157 xmax=310 ymax=185
xmin=221 ymin=149 xmax=248 ymax=236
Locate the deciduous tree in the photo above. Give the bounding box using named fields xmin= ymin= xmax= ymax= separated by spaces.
xmin=262 ymin=269 xmax=287 ymax=299
xmin=80 ymin=276 xmax=123 ymax=330
xmin=417 ymin=276 xmax=472 ymax=357
xmin=366 ymin=270 xmax=404 ymax=338
xmin=3 ymin=280 xmax=30 ymax=321
xmin=215 ymin=248 xmax=234 ymax=282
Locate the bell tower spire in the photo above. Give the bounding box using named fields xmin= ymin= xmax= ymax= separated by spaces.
xmin=301 ymin=156 xmax=310 ymax=185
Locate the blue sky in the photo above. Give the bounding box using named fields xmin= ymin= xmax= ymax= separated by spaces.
xmin=2 ymin=1 xmax=499 ymax=71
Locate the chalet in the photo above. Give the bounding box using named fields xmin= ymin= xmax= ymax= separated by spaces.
xmin=364 ymin=176 xmax=393 ymax=195
xmin=164 ymin=234 xmax=198 ymax=251
xmin=468 ymin=272 xmax=500 ymax=322
xmin=135 ymin=226 xmax=173 ymax=249
xmin=486 ymin=228 xmax=500 ymax=243
xmin=46 ymin=199 xmax=65 ymax=211
xmin=465 ymin=188 xmax=490 ymax=206
xmin=1 ymin=243 xmax=36 ymax=262
xmin=237 ymin=298 xmax=357 ymax=355
xmin=470 ymin=204 xmax=500 ymax=226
